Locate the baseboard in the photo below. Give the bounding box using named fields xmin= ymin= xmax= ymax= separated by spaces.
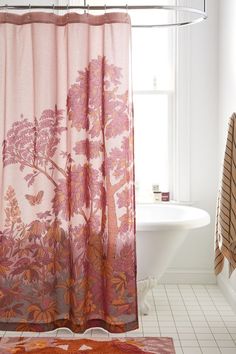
xmin=217 ymin=274 xmax=236 ymax=314
xmin=159 ymin=269 xmax=216 ymax=284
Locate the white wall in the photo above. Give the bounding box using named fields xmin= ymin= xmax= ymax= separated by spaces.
xmin=217 ymin=0 xmax=236 ymax=308
xmin=161 ymin=0 xmax=219 ymax=283
xmin=164 ymin=0 xmax=236 ymax=304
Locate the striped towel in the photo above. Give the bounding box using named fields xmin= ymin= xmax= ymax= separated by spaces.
xmin=215 ymin=113 xmax=236 ymax=276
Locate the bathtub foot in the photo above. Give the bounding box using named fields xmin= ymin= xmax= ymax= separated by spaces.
xmin=138 ymin=277 xmax=157 ymax=316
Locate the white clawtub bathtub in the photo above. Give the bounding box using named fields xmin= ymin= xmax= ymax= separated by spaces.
xmin=136 ymin=203 xmax=210 ymax=314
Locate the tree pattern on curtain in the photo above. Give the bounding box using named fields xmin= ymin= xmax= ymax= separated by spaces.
xmin=0 ymin=56 xmax=137 ymax=333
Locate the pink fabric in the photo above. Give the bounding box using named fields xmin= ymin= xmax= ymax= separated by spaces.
xmin=0 ymin=13 xmax=137 ymax=333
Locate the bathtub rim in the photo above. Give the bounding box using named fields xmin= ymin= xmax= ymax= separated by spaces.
xmin=136 ymin=203 xmax=211 ymax=231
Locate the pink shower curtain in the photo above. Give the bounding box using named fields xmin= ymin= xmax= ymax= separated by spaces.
xmin=0 ymin=12 xmax=138 ymax=333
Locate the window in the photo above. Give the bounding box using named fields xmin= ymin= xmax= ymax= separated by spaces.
xmin=132 ymin=26 xmax=175 ymax=202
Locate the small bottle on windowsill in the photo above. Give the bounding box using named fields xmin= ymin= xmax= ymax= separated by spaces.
xmin=161 ymin=192 xmax=170 ymax=202
xmin=152 ymin=184 xmax=162 ymax=202
xmin=154 ymin=191 xmax=162 ymax=202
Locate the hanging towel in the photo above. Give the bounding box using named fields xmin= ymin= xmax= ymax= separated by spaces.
xmin=215 ymin=113 xmax=236 ymax=276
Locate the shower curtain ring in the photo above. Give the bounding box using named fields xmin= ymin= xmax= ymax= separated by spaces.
xmin=28 ymin=4 xmax=31 ymax=19
xmin=86 ymin=4 xmax=90 ymax=16
xmin=4 ymin=4 xmax=8 ymax=16
xmin=126 ymin=4 xmax=129 ymax=20
xmin=104 ymin=4 xmax=107 ymax=14
xmin=52 ymin=4 xmax=55 ymax=14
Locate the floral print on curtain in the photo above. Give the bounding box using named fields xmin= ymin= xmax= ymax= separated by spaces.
xmin=0 ymin=13 xmax=138 ymax=333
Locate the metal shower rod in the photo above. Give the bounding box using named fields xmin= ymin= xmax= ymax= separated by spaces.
xmin=0 ymin=1 xmax=207 ymax=27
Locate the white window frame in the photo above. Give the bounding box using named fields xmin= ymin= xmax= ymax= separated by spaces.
xmin=133 ymin=26 xmax=191 ymax=204
xmin=172 ymin=26 xmax=191 ymax=203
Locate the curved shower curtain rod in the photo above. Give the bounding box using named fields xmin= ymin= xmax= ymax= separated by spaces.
xmin=0 ymin=2 xmax=207 ymax=27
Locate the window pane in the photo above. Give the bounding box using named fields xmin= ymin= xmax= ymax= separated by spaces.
xmin=134 ymin=94 xmax=169 ymax=202
xmin=132 ymin=28 xmax=174 ymax=91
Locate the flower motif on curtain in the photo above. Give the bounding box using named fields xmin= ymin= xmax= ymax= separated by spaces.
xmin=0 ymin=56 xmax=137 ymax=333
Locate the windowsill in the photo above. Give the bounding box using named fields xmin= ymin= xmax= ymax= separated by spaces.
xmin=136 ymin=200 xmax=194 ymax=206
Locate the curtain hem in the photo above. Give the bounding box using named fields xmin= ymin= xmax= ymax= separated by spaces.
xmin=0 ymin=318 xmax=139 ymax=334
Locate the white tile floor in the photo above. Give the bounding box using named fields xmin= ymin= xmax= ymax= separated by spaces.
xmin=1 ymin=285 xmax=236 ymax=354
